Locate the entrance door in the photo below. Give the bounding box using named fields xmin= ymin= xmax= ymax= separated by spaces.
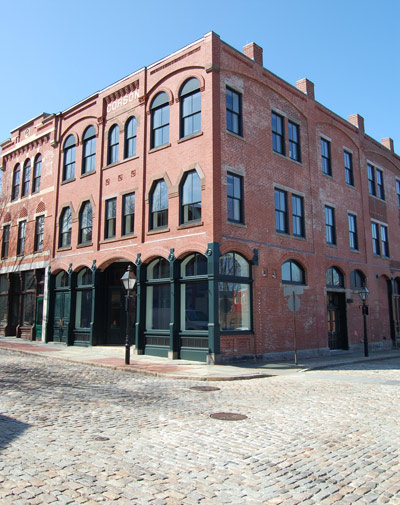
xmin=327 ymin=292 xmax=348 ymax=350
xmin=53 ymin=291 xmax=70 ymax=343
xmin=35 ymin=296 xmax=44 ymax=340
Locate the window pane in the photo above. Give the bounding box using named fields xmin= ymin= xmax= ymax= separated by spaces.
xmin=181 ymin=281 xmax=209 ymax=331
xmin=219 ymin=282 xmax=250 ymax=331
xmin=146 ymin=284 xmax=171 ymax=330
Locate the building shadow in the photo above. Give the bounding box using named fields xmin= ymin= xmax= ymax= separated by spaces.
xmin=0 ymin=414 xmax=31 ymax=452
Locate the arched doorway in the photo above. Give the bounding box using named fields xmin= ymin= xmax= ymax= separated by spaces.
xmin=103 ymin=262 xmax=136 ymax=345
xmin=53 ymin=271 xmax=70 ymax=343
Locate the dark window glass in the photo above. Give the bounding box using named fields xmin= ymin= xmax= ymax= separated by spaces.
xmin=371 ymin=222 xmax=380 ymax=255
xmin=181 ymin=253 xmax=207 ymax=277
xmin=180 ymin=78 xmax=201 ymax=138
xmin=227 ymin=173 xmax=243 ymax=223
xmin=105 ymin=198 xmax=116 ymax=239
xmin=124 ymin=117 xmax=137 ymax=158
xmin=63 ymin=135 xmax=76 ymax=181
xmin=82 ymin=126 xmax=96 ymax=174
xmin=17 ymin=221 xmax=26 ymax=255
xmin=181 ymin=170 xmax=201 ymax=224
xmin=59 ymin=208 xmax=72 ymax=248
xmin=33 ymin=155 xmax=42 ymax=193
xmin=321 ymin=138 xmax=331 ymax=176
xmin=348 ymin=214 xmax=358 ymax=250
xmin=288 ymin=121 xmax=301 ymax=161
xmin=148 ymin=258 xmax=170 ymax=280
xmin=381 ymin=225 xmax=389 ymax=257
xmin=325 ymin=206 xmax=336 ymax=245
xmin=344 ymin=151 xmax=354 ymax=186
xmin=376 ymin=169 xmax=385 ymax=200
xmin=122 ymin=193 xmax=135 ymax=235
xmin=34 ymin=215 xmax=45 ymax=252
xmin=326 ymin=267 xmax=344 ymax=288
xmin=396 ymin=180 xmax=400 ymax=208
xmin=22 ymin=292 xmax=34 ymax=326
xmin=150 ymin=180 xmax=168 ymax=230
xmin=108 ymin=125 xmax=119 ymax=165
xmin=275 ymin=189 xmax=288 ymax=233
xmin=272 ymin=112 xmax=285 ymax=155
xmin=350 ymin=270 xmax=365 ymax=290
xmin=2 ymin=225 xmax=10 ymax=258
xmin=146 ymin=283 xmax=170 ymax=330
xmin=79 ymin=202 xmax=92 ymax=244
xmin=281 ymin=260 xmax=305 ymax=284
xmin=12 ymin=164 xmax=20 ymax=200
xmin=219 ymin=252 xmax=249 ymax=277
xmin=226 ymin=87 xmax=242 ymax=136
xmin=76 ymin=268 xmax=92 ymax=329
xmin=219 ymin=282 xmax=251 ymax=331
xmin=22 ymin=159 xmax=31 ymax=197
xmin=292 ymin=195 xmax=305 ymax=238
xmin=151 ymin=92 xmax=169 ymax=149
xmin=55 ymin=271 xmax=69 ymax=288
xmin=181 ymin=281 xmax=209 ymax=331
xmin=368 ymin=164 xmax=376 ymax=196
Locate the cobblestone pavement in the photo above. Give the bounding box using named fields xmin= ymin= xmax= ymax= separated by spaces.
xmin=1 ymin=349 xmax=399 ymax=505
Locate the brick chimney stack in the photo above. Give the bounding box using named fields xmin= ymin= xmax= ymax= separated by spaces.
xmin=381 ymin=137 xmax=394 ymax=152
xmin=296 ymin=78 xmax=315 ymax=100
xmin=243 ymin=43 xmax=263 ymax=66
xmin=348 ymin=114 xmax=365 ymax=135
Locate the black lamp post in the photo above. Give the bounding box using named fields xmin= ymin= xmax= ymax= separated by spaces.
xmin=359 ymin=286 xmax=369 ymax=357
xmin=121 ymin=265 xmax=136 ymax=365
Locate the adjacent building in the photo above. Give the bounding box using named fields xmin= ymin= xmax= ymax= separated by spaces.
xmin=1 ymin=32 xmax=399 ymax=362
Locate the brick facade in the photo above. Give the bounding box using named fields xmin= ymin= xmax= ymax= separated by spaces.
xmin=1 ymin=32 xmax=399 ymax=361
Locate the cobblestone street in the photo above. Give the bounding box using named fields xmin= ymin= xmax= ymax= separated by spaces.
xmin=1 ymin=349 xmax=399 ymax=505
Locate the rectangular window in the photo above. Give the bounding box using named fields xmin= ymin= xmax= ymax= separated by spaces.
xmin=227 ymin=173 xmax=244 ymax=223
xmin=105 ymin=198 xmax=116 ymax=239
xmin=368 ymin=164 xmax=376 ymax=196
xmin=348 ymin=214 xmax=358 ymax=250
xmin=321 ymin=138 xmax=331 ymax=176
xmin=2 ymin=225 xmax=10 ymax=258
xmin=325 ymin=206 xmax=336 ymax=245
xmin=275 ymin=189 xmax=288 ymax=233
xmin=17 ymin=221 xmax=26 ymax=255
xmin=122 ymin=193 xmax=135 ymax=236
xmin=272 ymin=112 xmax=285 ymax=155
xmin=226 ymin=87 xmax=242 ymax=136
xmin=371 ymin=222 xmax=380 ymax=255
xmin=292 ymin=195 xmax=305 ymax=237
xmin=397 ymin=180 xmax=400 ymax=208
xmin=381 ymin=225 xmax=389 ymax=257
xmin=376 ymin=169 xmax=385 ymax=200
xmin=34 ymin=216 xmax=45 ymax=252
xmin=288 ymin=121 xmax=301 ymax=162
xmin=344 ymin=151 xmax=354 ymax=186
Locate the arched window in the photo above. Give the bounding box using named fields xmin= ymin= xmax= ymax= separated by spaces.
xmin=63 ymin=135 xmax=76 ymax=181
xmin=350 ymin=269 xmax=365 ymax=290
xmin=181 ymin=170 xmax=201 ymax=224
xmin=82 ymin=126 xmax=96 ymax=174
xmin=150 ymin=92 xmax=169 ymax=149
xmin=22 ymin=159 xmax=31 ymax=197
xmin=219 ymin=252 xmax=251 ymax=331
xmin=326 ymin=266 xmax=344 ymax=288
xmin=55 ymin=270 xmax=69 ymax=288
xmin=79 ymin=202 xmax=92 ymax=245
xmin=394 ymin=278 xmax=400 ymax=295
xmin=107 ymin=125 xmax=119 ymax=165
xmin=75 ymin=267 xmax=92 ymax=330
xmin=59 ymin=207 xmax=72 ymax=248
xmin=124 ymin=117 xmax=137 ymax=158
xmin=33 ymin=155 xmax=42 ymax=193
xmin=150 ymin=180 xmax=168 ymax=230
xmin=12 ymin=164 xmax=20 ymax=200
xmin=146 ymin=258 xmax=170 ymax=331
xmin=180 ymin=78 xmax=201 ymax=138
xmin=282 ymin=260 xmax=306 ymax=285
xmin=180 ymin=253 xmax=208 ymax=332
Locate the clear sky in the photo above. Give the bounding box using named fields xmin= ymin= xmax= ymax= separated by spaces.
xmin=0 ymin=0 xmax=399 ymax=153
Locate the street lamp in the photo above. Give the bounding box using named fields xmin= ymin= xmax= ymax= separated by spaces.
xmin=359 ymin=286 xmax=369 ymax=357
xmin=120 ymin=265 xmax=136 ymax=365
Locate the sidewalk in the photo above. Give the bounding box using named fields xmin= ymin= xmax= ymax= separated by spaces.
xmin=0 ymin=336 xmax=399 ymax=381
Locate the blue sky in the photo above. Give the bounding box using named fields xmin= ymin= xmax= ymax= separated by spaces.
xmin=0 ymin=0 xmax=399 ymax=153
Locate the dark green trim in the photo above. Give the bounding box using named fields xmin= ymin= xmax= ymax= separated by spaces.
xmin=206 ymin=242 xmax=221 ymax=356
xmin=135 ymin=254 xmax=145 ymax=353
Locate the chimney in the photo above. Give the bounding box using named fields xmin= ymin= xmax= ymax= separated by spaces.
xmin=348 ymin=114 xmax=365 ymax=135
xmin=296 ymin=78 xmax=315 ymax=100
xmin=243 ymin=43 xmax=263 ymax=66
xmin=381 ymin=137 xmax=394 ymax=152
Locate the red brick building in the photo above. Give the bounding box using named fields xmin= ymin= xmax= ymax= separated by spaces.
xmin=1 ymin=32 xmax=399 ymax=362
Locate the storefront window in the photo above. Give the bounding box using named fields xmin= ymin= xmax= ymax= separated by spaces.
xmin=146 ymin=258 xmax=170 ymax=330
xmin=180 ymin=253 xmax=208 ymax=331
xmin=219 ymin=252 xmax=251 ymax=332
xmin=21 ymin=271 xmax=35 ymax=326
xmin=0 ymin=275 xmax=8 ymax=325
xmin=75 ymin=268 xmax=92 ymax=329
